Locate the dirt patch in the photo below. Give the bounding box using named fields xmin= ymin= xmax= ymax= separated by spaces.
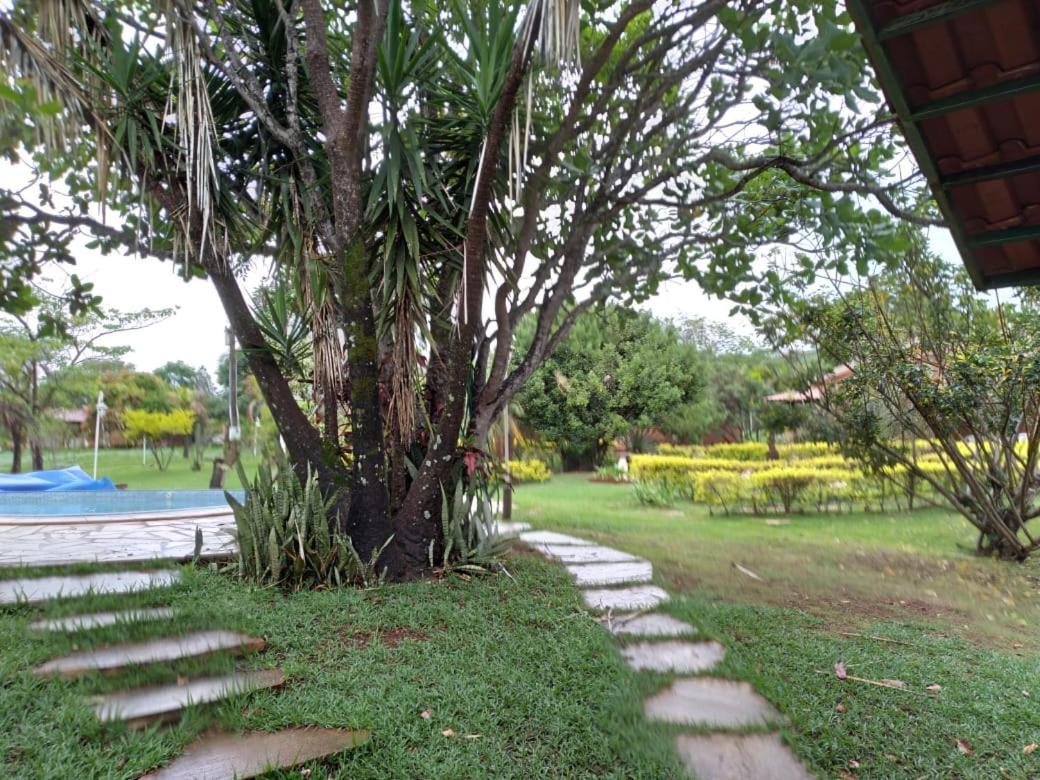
xmin=347 ymin=627 xmax=431 ymax=649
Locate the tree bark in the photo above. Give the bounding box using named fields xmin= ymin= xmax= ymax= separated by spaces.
xmin=391 ymin=7 xmax=544 ymax=575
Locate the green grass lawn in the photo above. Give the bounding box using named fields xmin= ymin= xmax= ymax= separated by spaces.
xmin=0 ymin=558 xmax=683 ymax=779
xmin=1 ymin=446 xmax=262 ymax=490
xmin=3 ymin=458 xmax=1039 ymax=778
xmin=515 ymin=474 xmax=1040 ymax=779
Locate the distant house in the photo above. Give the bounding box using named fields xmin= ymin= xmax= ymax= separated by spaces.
xmin=765 ymin=364 xmax=854 ymax=405
xmin=50 ymin=407 xmax=90 ymax=448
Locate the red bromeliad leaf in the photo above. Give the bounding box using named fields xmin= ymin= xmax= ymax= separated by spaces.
xmin=464 ymin=451 xmax=479 ymax=475
xmin=834 ymin=661 xmax=847 ymax=680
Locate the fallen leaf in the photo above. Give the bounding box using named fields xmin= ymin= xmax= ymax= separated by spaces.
xmin=732 ymin=562 xmax=763 ymax=581
xmin=420 ymin=710 xmax=432 ymax=720
xmin=926 ymin=684 xmax=942 ymax=692
xmin=464 ymin=734 xmax=482 ymax=740
xmin=835 ymin=702 xmax=846 ymax=713
xmin=1024 ymin=690 xmax=1031 ymax=698
xmin=834 ymin=661 xmax=848 ymax=680
xmin=1024 ymin=743 xmax=1037 ymax=754
xmin=880 ymin=679 xmax=906 ymax=688
xmin=956 ymin=739 xmax=974 ymax=756
xmin=885 ymin=754 xmax=899 ymax=763
xmin=441 ymin=728 xmax=455 ymax=737
xmin=1012 ymin=642 xmax=1023 ymax=649
xmin=848 ymin=759 xmax=861 ymax=768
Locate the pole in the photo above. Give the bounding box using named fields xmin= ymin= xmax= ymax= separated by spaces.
xmin=502 ymin=405 xmax=512 ymax=520
xmin=92 ymin=390 xmax=106 ymax=479
xmin=142 ymin=435 xmax=147 ymax=465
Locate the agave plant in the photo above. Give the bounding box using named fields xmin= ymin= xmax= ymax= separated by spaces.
xmin=437 ymin=466 xmax=513 ymax=575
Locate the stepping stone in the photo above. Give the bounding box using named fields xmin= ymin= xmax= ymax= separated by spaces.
xmin=30 ymin=607 xmax=176 ymax=632
xmin=674 ymin=733 xmax=813 ymax=780
xmin=93 ymin=669 xmax=285 ymax=728
xmin=496 ymin=521 xmax=531 ymax=535
xmin=536 ymin=544 xmax=640 ymax=563
xmin=645 ymin=678 xmax=783 ymax=728
xmin=582 ymin=585 xmax=669 ymax=612
xmin=621 ymin=640 xmax=726 ymax=673
xmin=567 ymin=560 xmax=653 ymax=586
xmin=139 ymin=727 xmax=370 ymax=779
xmin=34 ymin=630 xmax=265 ymax=677
xmin=519 ymin=530 xmax=590 ymax=546
xmin=598 ymin=612 xmax=698 ymax=637
xmin=0 ymin=569 xmax=180 ymax=605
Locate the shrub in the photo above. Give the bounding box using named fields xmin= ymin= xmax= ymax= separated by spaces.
xmin=703 ymin=442 xmax=769 ymax=460
xmin=226 ymin=459 xmax=385 ymax=589
xmin=633 ymin=479 xmax=680 ymax=507
xmin=658 ymin=443 xmax=706 ymax=458
xmin=509 ymin=458 xmax=552 ymax=483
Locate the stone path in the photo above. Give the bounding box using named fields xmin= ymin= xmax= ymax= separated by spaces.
xmin=519 ymin=528 xmax=813 ymax=780
xmin=0 ymin=567 xmax=357 ymax=776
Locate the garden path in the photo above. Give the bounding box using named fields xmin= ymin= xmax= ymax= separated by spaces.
xmin=521 ymin=528 xmax=815 ymax=780
xmin=0 ymin=566 xmax=365 ymax=777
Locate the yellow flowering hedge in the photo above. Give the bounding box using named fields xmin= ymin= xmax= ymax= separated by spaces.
xmin=509 ymin=458 xmax=552 ymax=484
xmin=632 ymin=446 xmax=957 ymax=514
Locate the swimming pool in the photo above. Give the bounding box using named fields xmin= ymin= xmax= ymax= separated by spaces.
xmin=0 ymin=489 xmax=244 ymax=523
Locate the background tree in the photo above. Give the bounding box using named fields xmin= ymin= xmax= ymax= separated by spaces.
xmin=0 ymin=301 xmax=169 ymax=470
xmin=516 ymin=308 xmax=705 ymax=469
xmin=0 ymin=0 xmax=937 ymax=578
xmin=123 ymin=408 xmax=196 ymax=471
xmin=770 ymin=242 xmax=1040 ymax=560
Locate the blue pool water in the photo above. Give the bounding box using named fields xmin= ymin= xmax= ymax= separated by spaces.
xmin=0 ymin=490 xmax=244 ymax=517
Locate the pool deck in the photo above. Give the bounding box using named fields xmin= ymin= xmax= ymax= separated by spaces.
xmin=0 ymin=513 xmax=237 ymax=567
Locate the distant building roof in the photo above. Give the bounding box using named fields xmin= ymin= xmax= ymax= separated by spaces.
xmin=848 ymin=0 xmax=1040 ymax=289
xmin=766 ymin=364 xmax=854 ymax=404
xmin=52 ymin=408 xmax=89 ymax=424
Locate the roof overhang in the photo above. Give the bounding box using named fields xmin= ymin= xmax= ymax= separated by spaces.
xmin=847 ymin=0 xmax=1040 ymax=289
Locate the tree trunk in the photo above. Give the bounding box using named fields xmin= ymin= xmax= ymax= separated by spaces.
xmin=31 ymin=441 xmax=43 ymax=472
xmin=206 ymin=264 xmax=345 ymax=495
xmin=10 ymin=424 xmax=22 ymax=474
xmin=337 ymin=240 xmax=394 ymax=564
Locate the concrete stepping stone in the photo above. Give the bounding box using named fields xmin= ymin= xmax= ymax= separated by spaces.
xmin=0 ymin=569 xmax=180 ymax=605
xmin=496 ymin=521 xmax=531 ymax=535
xmin=598 ymin=612 xmax=698 ymax=637
xmin=645 ymin=678 xmax=783 ymax=728
xmin=30 ymin=607 xmax=176 ymax=632
xmin=139 ymin=726 xmax=370 ymax=779
xmin=675 ymin=733 xmax=813 ymax=780
xmin=520 ymin=530 xmax=591 ymax=546
xmin=582 ymin=585 xmax=669 ymax=612
xmin=567 ymin=560 xmax=653 ymax=586
xmin=34 ymin=630 xmax=265 ymax=677
xmin=536 ymin=544 xmax=640 ymax=563
xmin=93 ymin=669 xmax=285 ymax=728
xmin=621 ymin=640 xmax=725 ymax=673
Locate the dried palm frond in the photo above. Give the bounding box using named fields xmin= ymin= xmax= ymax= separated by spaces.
xmin=162 ymin=1 xmax=221 ymax=272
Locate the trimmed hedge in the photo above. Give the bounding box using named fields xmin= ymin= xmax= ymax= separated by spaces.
xmin=509 ymin=458 xmax=552 ymax=484
xmin=633 ymin=449 xmax=957 ymax=514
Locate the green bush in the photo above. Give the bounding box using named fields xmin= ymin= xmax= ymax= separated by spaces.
xmin=633 ymin=479 xmax=680 ymax=507
xmin=509 ymin=458 xmax=552 ymax=483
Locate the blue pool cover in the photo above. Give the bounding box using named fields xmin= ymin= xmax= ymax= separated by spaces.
xmin=0 ymin=466 xmax=115 ymax=492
